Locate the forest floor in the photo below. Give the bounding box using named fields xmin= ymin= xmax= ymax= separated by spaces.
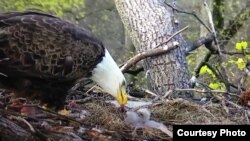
xmin=0 ymin=86 xmax=250 ymax=141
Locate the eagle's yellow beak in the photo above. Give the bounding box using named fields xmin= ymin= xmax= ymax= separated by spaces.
xmin=116 ymin=85 xmax=128 ymax=107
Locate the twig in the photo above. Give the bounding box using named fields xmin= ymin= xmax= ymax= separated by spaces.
xmin=212 ymin=95 xmax=229 ymax=114
xmin=143 ymin=89 xmax=158 ymax=97
xmin=164 ymin=2 xmax=212 ymax=32
xmin=221 ymin=98 xmax=229 ymax=113
xmin=225 ymin=100 xmax=243 ymax=109
xmin=11 ymin=115 xmax=36 ymax=133
xmin=204 ymin=1 xmax=221 ymax=54
xmin=41 ymin=109 xmax=83 ymax=124
xmin=204 ymin=2 xmax=215 ymax=34
xmin=213 ymin=95 xmax=244 ymax=113
xmin=162 ymin=90 xmax=173 ymax=99
xmin=66 ymin=97 xmax=92 ymax=104
xmin=201 ymin=107 xmax=216 ymax=118
xmin=85 ymin=85 xmax=99 ymax=94
xmin=219 ymin=51 xmax=250 ymax=55
xmin=0 ymin=108 xmax=40 ymax=122
xmin=126 ymin=95 xmax=143 ymax=101
xmin=0 ymin=72 xmax=8 ymax=77
xmin=155 ymin=25 xmax=189 ymax=48
xmin=204 ymin=1 xmax=237 ymax=92
xmin=0 ymin=57 xmax=10 ymax=62
xmin=153 ymin=90 xmax=173 ymax=102
xmin=121 ymin=41 xmax=179 ymax=72
xmin=175 ymin=88 xmax=239 ymax=97
xmin=245 ymin=110 xmax=249 ymax=123
xmin=19 ymin=105 xmax=84 ymax=125
xmin=247 ymin=111 xmax=250 ymax=118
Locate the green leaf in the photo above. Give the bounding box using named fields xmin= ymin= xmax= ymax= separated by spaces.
xmin=241 ymin=41 xmax=248 ymax=49
xmin=235 ymin=41 xmax=248 ymax=50
xmin=235 ymin=58 xmax=246 ymax=70
xmin=209 ymin=83 xmax=220 ymax=89
xmin=209 ymin=82 xmax=225 ymax=90
xmin=235 ymin=42 xmax=241 ymax=50
xmin=199 ymin=65 xmax=215 ymax=77
xmin=199 ymin=65 xmax=208 ymax=74
xmin=206 ymin=68 xmax=214 ymax=76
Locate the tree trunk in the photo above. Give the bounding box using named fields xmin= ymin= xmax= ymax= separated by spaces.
xmin=114 ymin=0 xmax=190 ymax=96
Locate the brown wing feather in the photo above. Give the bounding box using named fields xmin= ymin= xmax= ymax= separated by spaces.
xmin=0 ymin=11 xmax=105 ymax=80
xmin=0 ymin=11 xmax=105 ymax=109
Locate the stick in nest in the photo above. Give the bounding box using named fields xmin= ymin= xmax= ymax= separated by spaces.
xmin=10 ymin=115 xmax=36 ymax=133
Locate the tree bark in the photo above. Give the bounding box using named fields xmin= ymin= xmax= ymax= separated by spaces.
xmin=114 ymin=0 xmax=190 ymax=96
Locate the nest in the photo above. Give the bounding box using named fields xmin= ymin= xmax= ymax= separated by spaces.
xmin=79 ymin=97 xmax=249 ymax=140
xmin=151 ymin=99 xmax=232 ymax=124
xmin=0 ymin=89 xmax=249 ymax=141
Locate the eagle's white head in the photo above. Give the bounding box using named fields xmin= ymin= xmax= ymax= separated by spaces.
xmin=91 ymin=49 xmax=127 ymax=107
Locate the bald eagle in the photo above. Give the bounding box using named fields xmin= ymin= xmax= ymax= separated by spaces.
xmin=0 ymin=11 xmax=127 ymax=109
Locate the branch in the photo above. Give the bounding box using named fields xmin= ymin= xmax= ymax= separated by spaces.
xmin=204 ymin=62 xmax=245 ymax=91
xmin=164 ymin=2 xmax=212 ymax=33
xmin=186 ymin=33 xmax=215 ymax=53
xmin=204 ymin=62 xmax=231 ymax=91
xmin=204 ymin=62 xmax=224 ymax=82
xmin=175 ymin=88 xmax=243 ymax=112
xmin=187 ymin=32 xmax=250 ymax=56
xmin=203 ymin=3 xmax=225 ymax=89
xmin=205 ymin=45 xmax=250 ymax=56
xmin=204 ymin=1 xmax=221 ymax=54
xmin=166 ymin=2 xmax=250 ymax=56
xmin=175 ymin=88 xmax=239 ymax=97
xmin=120 ymin=26 xmax=187 ymax=72
xmin=123 ymin=67 xmax=144 ymax=75
xmin=194 ymin=52 xmax=212 ymax=77
xmin=204 ymin=2 xmax=215 ymax=34
xmin=204 ymin=1 xmax=248 ymax=91
xmin=219 ymin=51 xmax=250 ymax=56
xmin=120 ymin=42 xmax=179 ymax=72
